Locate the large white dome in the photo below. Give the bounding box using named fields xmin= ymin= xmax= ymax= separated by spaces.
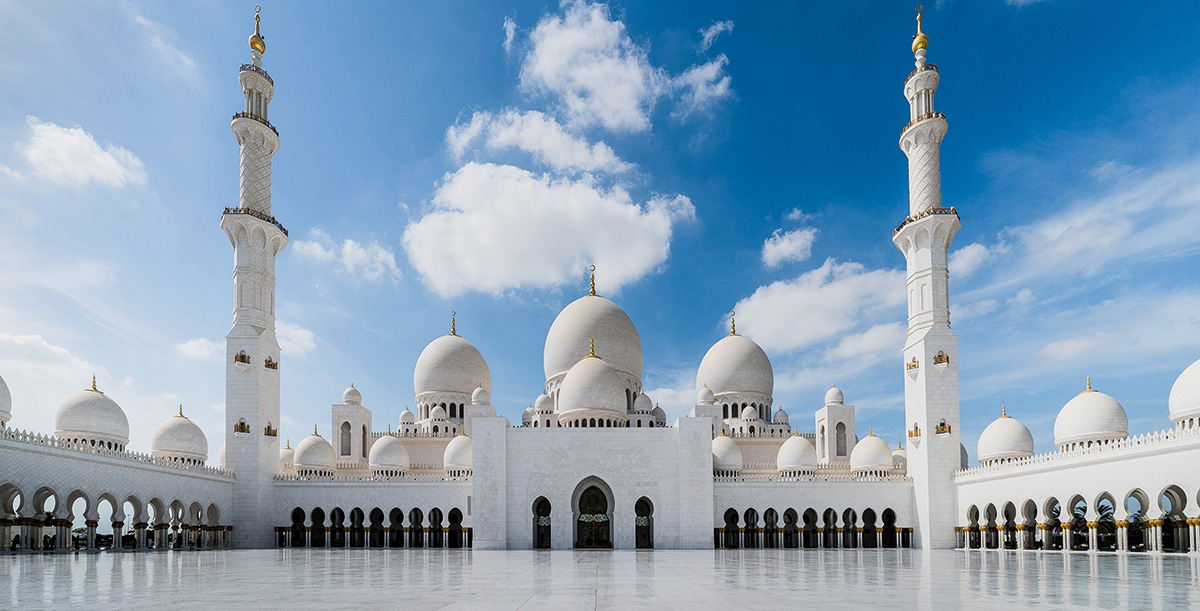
xmin=544 ymin=294 xmax=642 ymax=383
xmin=414 ymin=334 xmax=491 ymax=397
xmin=369 ymin=435 xmax=410 ymax=473
xmin=0 ymin=372 xmax=11 ymax=425
xmin=850 ymin=432 xmax=894 ymax=473
xmin=1054 ymin=381 xmax=1128 ymax=448
xmin=977 ymin=408 xmax=1035 ymax=463
xmin=712 ymin=433 xmax=743 ymax=473
xmin=293 ymin=432 xmax=336 ymax=473
xmin=696 ymin=334 xmax=773 ymax=399
xmin=777 ymin=434 xmax=817 ymax=473
xmin=1169 ymin=357 xmax=1200 ymax=424
xmin=55 ymin=382 xmax=129 ymax=447
xmin=558 ymin=355 xmax=627 ymax=416
xmin=150 ymin=408 xmax=208 ymax=463
xmin=444 ymin=433 xmax=473 ymax=472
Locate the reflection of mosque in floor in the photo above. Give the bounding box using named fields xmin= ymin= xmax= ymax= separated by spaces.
xmin=3 ymin=9 xmax=1200 ymax=555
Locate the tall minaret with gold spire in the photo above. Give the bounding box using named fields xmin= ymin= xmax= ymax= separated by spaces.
xmin=893 ymin=6 xmax=961 ymax=550
xmin=221 ymin=6 xmax=286 ymax=549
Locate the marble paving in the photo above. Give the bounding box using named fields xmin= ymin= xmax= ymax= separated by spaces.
xmin=3 ymin=548 xmax=1200 ymax=609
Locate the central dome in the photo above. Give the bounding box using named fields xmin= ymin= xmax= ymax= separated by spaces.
xmin=544 ymin=295 xmax=642 ymax=383
xmin=414 ymin=334 xmax=491 ymax=398
xmin=696 ymin=334 xmax=773 ymax=398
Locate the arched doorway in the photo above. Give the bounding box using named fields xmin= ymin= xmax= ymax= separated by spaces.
xmin=635 ymin=497 xmax=653 ymax=549
xmin=330 ymin=508 xmax=346 ymax=548
xmin=743 ymin=509 xmax=759 ymax=548
xmin=368 ymin=508 xmax=385 ymax=548
xmin=388 ymin=508 xmax=404 ymax=548
xmin=881 ymin=509 xmax=897 ymax=548
xmin=575 ymin=486 xmax=611 ymax=548
xmin=763 ymin=508 xmax=779 ymax=548
xmin=783 ymin=509 xmax=800 ymax=549
xmin=310 ymin=508 xmax=326 ymax=547
xmin=429 ymin=508 xmax=444 ymax=548
xmin=290 ymin=507 xmax=306 ymax=547
xmin=349 ymin=508 xmax=365 ymax=548
xmin=448 ymin=508 xmax=463 ymax=548
xmin=533 ymin=497 xmax=552 ymax=549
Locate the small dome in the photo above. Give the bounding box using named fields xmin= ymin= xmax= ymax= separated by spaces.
xmin=522 ymin=406 xmax=534 ymax=424
xmin=712 ymin=433 xmax=743 ymax=472
xmin=696 ymin=334 xmax=774 ymax=400
xmin=0 ymin=372 xmax=11 ymax=424
xmin=343 ymin=384 xmax=362 ymax=405
xmin=558 ymin=355 xmax=627 ymax=416
xmin=652 ymin=405 xmax=666 ymax=425
xmin=850 ymin=431 xmax=893 ymax=473
xmin=634 ymin=393 xmax=653 ymax=413
xmin=892 ymin=443 xmax=907 ymax=460
xmin=740 ymin=405 xmax=759 ymax=421
xmin=773 ymin=408 xmax=789 ymax=425
xmin=151 ymin=407 xmax=208 ymax=462
xmin=1169 ymin=357 xmax=1200 ymax=424
xmin=544 ymin=294 xmax=643 ymax=383
xmin=825 ymin=386 xmax=844 ymax=405
xmin=278 ymin=442 xmax=294 ymax=471
xmin=55 ymin=381 xmax=130 ymax=447
xmin=430 ymin=405 xmax=447 ymax=421
xmin=293 ymin=431 xmax=336 ymax=473
xmin=444 ymin=433 xmax=473 ymax=472
xmin=777 ymin=434 xmax=817 ymax=473
xmin=534 ymin=393 xmax=553 ymax=413
xmin=1053 ymin=380 xmax=1128 ymax=448
xmin=217 ymin=443 xmax=227 ymax=470
xmin=369 ymin=434 xmax=410 ymax=473
xmin=400 ymin=408 xmax=415 ymax=423
xmin=697 ymin=385 xmax=715 ymax=405
xmin=414 ymin=334 xmax=492 ymax=398
xmin=977 ymin=407 xmax=1035 ymax=463
xmin=472 ymin=385 xmax=490 ymax=404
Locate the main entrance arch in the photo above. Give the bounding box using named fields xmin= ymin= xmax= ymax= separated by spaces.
xmin=572 ymin=477 xmax=613 ymax=549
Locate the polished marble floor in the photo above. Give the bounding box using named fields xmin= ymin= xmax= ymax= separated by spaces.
xmin=3 ymin=548 xmax=1199 ymax=609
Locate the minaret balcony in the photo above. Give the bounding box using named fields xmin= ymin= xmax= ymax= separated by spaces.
xmin=232 ymin=111 xmax=278 ymax=137
xmin=892 ymin=206 xmax=958 ymax=237
xmin=239 ymin=63 xmax=273 ymax=85
xmin=906 ymin=63 xmax=937 ymax=82
xmin=900 ymin=111 xmax=946 ymax=137
xmin=223 ymin=206 xmax=288 ymax=237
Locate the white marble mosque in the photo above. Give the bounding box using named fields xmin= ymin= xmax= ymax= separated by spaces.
xmin=3 ymin=9 xmax=1200 ymax=560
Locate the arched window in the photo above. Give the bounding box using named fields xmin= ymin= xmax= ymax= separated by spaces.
xmin=340 ymin=422 xmax=352 ymax=456
xmin=835 ymin=423 xmax=847 ymax=457
xmin=361 ymin=425 xmax=368 ymax=458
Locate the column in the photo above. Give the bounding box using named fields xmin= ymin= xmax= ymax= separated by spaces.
xmin=85 ymin=519 xmax=97 ymax=551
xmin=1060 ymin=523 xmax=1071 ymax=552
xmin=1116 ymin=521 xmax=1127 ymax=552
xmin=1087 ymin=522 xmax=1098 ymax=553
xmin=1038 ymin=523 xmax=1050 ymax=551
xmin=134 ymin=522 xmax=148 ymax=550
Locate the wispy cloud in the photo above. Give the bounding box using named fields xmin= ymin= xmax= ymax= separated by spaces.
xmin=174 ymin=337 xmax=222 ymax=362
xmin=20 ymin=116 xmax=146 ymax=188
xmin=447 ymin=109 xmax=632 ymax=174
xmin=699 ymin=20 xmax=733 ymax=53
xmin=762 ymin=227 xmax=818 ymax=268
xmin=131 ymin=13 xmax=200 ymax=83
xmin=292 ymin=228 xmax=402 ymax=284
xmin=502 ymin=16 xmax=517 ymax=54
xmin=276 ymin=320 xmax=317 ymax=357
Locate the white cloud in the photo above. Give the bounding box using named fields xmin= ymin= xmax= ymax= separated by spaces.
xmin=1037 ymin=332 xmax=1111 ymax=362
xmin=827 ymin=322 xmax=906 ymax=362
xmin=520 ymin=0 xmax=670 ymax=132
xmin=503 ymin=16 xmax=517 ymax=54
xmin=949 ymin=243 xmax=990 ymax=278
xmin=447 ymin=109 xmax=632 ymax=174
xmin=276 ymin=320 xmax=316 ymax=357
xmin=20 ymin=116 xmax=147 ymax=188
xmin=762 ymin=227 xmax=818 ymax=268
xmin=672 ymin=55 xmax=732 ymax=119
xmin=292 ymin=228 xmax=401 ymax=283
xmin=734 ymin=259 xmax=905 ymax=354
xmin=402 ymin=162 xmax=694 ymax=297
xmin=174 ymin=337 xmax=222 ymax=362
xmin=784 ymin=208 xmax=813 ymax=222
xmin=1008 ymin=288 xmax=1034 ymax=305
xmin=699 ymin=20 xmax=733 ymax=53
xmin=132 ymin=14 xmax=199 ymax=82
xmin=952 ymin=299 xmax=998 ymax=322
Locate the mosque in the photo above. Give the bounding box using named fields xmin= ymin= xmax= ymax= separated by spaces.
xmin=2 ymin=9 xmax=1200 ymax=555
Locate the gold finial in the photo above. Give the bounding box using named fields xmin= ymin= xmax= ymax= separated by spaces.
xmin=451 ymin=311 xmax=457 ymax=336
xmin=459 ymin=428 xmax=467 ymax=436
xmin=312 ymin=424 xmax=319 ymax=436
xmin=249 ymin=6 xmax=266 ymax=54
xmin=898 ymin=440 xmax=903 ymax=450
xmin=87 ymin=375 xmax=101 ymax=393
xmin=868 ymin=425 xmax=873 ymax=436
xmin=387 ymin=424 xmax=393 ymax=436
xmin=912 ymin=5 xmax=928 ymax=54
xmin=586 ymin=337 xmax=598 ymax=358
xmin=718 ymin=426 xmax=726 ymax=437
xmin=1001 ymin=404 xmax=1007 ymax=418
xmin=178 ymin=405 xmax=185 ymax=418
xmin=1086 ymin=376 xmax=1092 ymax=391
xmin=589 ymin=265 xmax=596 ymax=296
xmin=286 ymin=439 xmax=291 ymax=450
xmin=729 ymin=311 xmax=737 ymax=336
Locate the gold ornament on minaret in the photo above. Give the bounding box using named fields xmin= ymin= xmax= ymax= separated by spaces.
xmin=912 ymin=5 xmax=928 ymax=53
xmin=249 ymin=5 xmax=266 ymax=55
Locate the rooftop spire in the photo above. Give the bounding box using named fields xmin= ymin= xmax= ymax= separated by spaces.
xmin=286 ymin=439 xmax=291 ymax=449
xmin=178 ymin=405 xmax=186 ymax=418
xmin=729 ymin=311 xmax=737 ymax=336
xmin=88 ymin=375 xmax=100 ymax=393
xmin=589 ymin=265 xmax=596 ymax=296
xmin=1001 ymin=404 xmax=1007 ymax=418
xmin=911 ymin=5 xmax=928 ymax=54
xmin=451 ymin=311 xmax=457 ymax=336
xmin=249 ymin=5 xmax=266 ymax=55
xmin=868 ymin=424 xmax=874 ymax=437
xmin=312 ymin=424 xmax=319 ymax=436
xmin=586 ymin=337 xmax=598 ymax=359
xmin=1085 ymin=376 xmax=1093 ymax=392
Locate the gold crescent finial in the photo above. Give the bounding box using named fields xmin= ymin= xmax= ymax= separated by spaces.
xmin=589 ymin=265 xmax=596 ymax=296
xmin=249 ymin=5 xmax=266 ymax=54
xmin=912 ymin=4 xmax=928 ymax=53
xmin=387 ymin=424 xmax=393 ymax=436
xmin=898 ymin=439 xmax=903 ymax=450
xmin=451 ymin=311 xmax=457 ymax=336
xmin=89 ymin=375 xmax=98 ymax=392
xmin=729 ymin=311 xmax=736 ymax=336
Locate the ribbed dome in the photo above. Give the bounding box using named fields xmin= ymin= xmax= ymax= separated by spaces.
xmin=369 ymin=435 xmax=410 ymax=472
xmin=776 ymin=434 xmax=817 ymax=473
xmin=472 ymin=385 xmax=490 ymax=404
xmin=696 ymin=385 xmax=715 ymax=404
xmin=444 ymin=433 xmax=473 ymax=472
xmin=217 ymin=443 xmax=227 ymax=470
xmin=400 ymin=408 xmax=415 ymax=423
xmin=740 ymin=405 xmax=759 ymax=421
xmin=825 ymin=386 xmax=844 ymax=405
xmin=977 ymin=408 xmax=1035 ymax=463
xmin=1169 ymin=357 xmax=1200 ymax=424
xmin=150 ymin=408 xmax=208 ymax=462
xmin=278 ymin=442 xmax=293 ymax=472
xmin=696 ymin=334 xmax=773 ymax=399
xmin=534 ymin=393 xmax=553 ymax=413
xmin=430 ymin=405 xmax=447 ymax=421
xmin=55 ymin=383 xmax=130 ymax=447
xmin=558 ymin=356 xmax=627 ymax=416
xmin=850 ymin=433 xmax=893 ymax=473
xmin=712 ymin=433 xmax=743 ymax=472
xmin=294 ymin=432 xmax=336 ymax=472
xmin=773 ymin=408 xmax=789 ymax=425
xmin=652 ymin=405 xmax=666 ymax=425
xmin=544 ymin=294 xmax=642 ymax=382
xmin=0 ymin=372 xmax=11 ymax=424
xmin=414 ymin=334 xmax=491 ymax=397
xmin=634 ymin=393 xmax=652 ymax=413
xmin=343 ymin=384 xmax=362 ymax=405
xmin=1054 ymin=381 xmax=1128 ymax=448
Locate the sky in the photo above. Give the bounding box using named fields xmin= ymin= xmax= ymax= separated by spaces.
xmin=1 ymin=0 xmax=1199 ymax=466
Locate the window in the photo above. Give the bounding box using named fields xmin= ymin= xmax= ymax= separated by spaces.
xmin=340 ymin=422 xmax=352 ymax=456
xmin=836 ymin=423 xmax=847 ymax=457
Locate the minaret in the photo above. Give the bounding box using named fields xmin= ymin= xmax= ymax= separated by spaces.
xmin=892 ymin=7 xmax=960 ymax=550
xmin=221 ymin=7 xmax=286 ymax=549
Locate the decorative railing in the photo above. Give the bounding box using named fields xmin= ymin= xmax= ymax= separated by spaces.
xmin=893 ymin=206 xmax=959 ymax=236
xmin=275 ymin=473 xmax=470 ymax=483
xmin=933 ymin=352 xmax=950 ymax=365
xmin=956 ymin=423 xmax=1200 ymax=480
xmin=233 ymin=351 xmax=251 ymax=364
xmin=222 ymin=206 xmax=288 ymax=237
xmin=371 ymin=430 xmax=461 ymax=439
xmin=231 ymin=111 xmax=279 ymax=137
xmin=263 ymin=425 xmax=278 ymax=437
xmin=905 ymin=357 xmax=920 ymax=371
xmin=264 ymin=357 xmax=278 ymax=370
xmin=239 ymin=63 xmax=274 ymax=85
xmin=935 ymin=423 xmax=952 ymax=435
xmin=900 ymin=111 xmax=947 ymax=136
xmin=724 ymin=429 xmax=812 ymax=439
xmin=906 ymin=63 xmax=938 ymax=82
xmin=715 ymin=472 xmax=911 ymax=484
xmin=233 ymin=422 xmax=251 ymax=434
xmin=0 ymin=426 xmax=232 ymax=477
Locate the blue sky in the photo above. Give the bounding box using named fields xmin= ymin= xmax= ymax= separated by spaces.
xmin=1 ymin=0 xmax=1199 ymax=464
